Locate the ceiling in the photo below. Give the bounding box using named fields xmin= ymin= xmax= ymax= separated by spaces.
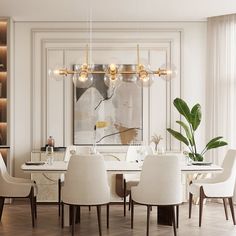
xmin=1 ymin=0 xmax=236 ymax=22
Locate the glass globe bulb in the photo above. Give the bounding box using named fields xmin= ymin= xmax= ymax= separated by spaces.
xmin=159 ymin=63 xmax=178 ymax=81
xmin=136 ymin=64 xmax=154 ymax=87
xmin=73 ymin=73 xmax=93 ymax=88
xmin=104 ymin=73 xmax=122 ymax=88
xmin=103 ymin=64 xmax=122 ymax=88
xmin=48 ymin=65 xmax=66 ymax=81
xmin=73 ymin=64 xmax=93 ymax=88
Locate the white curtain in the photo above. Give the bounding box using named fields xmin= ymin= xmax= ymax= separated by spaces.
xmin=206 ymin=14 xmax=236 ymax=165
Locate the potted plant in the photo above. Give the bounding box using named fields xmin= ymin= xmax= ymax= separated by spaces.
xmin=167 ymin=98 xmax=227 ymax=161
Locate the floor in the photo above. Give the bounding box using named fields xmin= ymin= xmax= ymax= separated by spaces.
xmin=0 ymin=202 xmax=236 ymax=236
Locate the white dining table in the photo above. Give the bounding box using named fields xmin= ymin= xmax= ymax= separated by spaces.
xmin=21 ymin=160 xmax=223 ymax=174
xmin=21 ymin=160 xmax=222 ymax=226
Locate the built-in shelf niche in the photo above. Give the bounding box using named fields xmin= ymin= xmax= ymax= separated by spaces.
xmin=0 ymin=72 xmax=7 ymax=98
xmin=0 ymin=123 xmax=7 ymax=145
xmin=0 ymin=47 xmax=7 ymax=72
xmin=0 ymin=19 xmax=8 ymax=147
xmin=0 ymin=22 xmax=7 ymax=45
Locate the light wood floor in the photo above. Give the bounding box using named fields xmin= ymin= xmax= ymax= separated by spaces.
xmin=0 ymin=201 xmax=236 ymax=236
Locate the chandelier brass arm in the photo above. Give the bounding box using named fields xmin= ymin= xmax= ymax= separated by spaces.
xmin=55 ymin=68 xmax=169 ymax=76
xmin=49 ymin=44 xmax=175 ymax=88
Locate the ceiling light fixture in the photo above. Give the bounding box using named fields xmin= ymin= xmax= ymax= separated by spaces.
xmin=49 ymin=44 xmax=174 ymax=88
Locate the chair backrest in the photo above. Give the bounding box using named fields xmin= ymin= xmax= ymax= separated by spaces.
xmin=132 ymin=155 xmax=182 ymax=205
xmin=215 ymin=149 xmax=236 ymax=184
xmin=0 ymin=154 xmax=12 ymax=194
xmin=126 ymin=145 xmax=153 ymax=162
xmin=62 ymin=155 xmax=110 ymax=205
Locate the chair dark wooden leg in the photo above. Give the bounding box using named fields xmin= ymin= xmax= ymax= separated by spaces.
xmin=199 ymin=187 xmax=204 ymax=227
xmin=106 ymin=204 xmax=109 ymax=229
xmin=189 ymin=192 xmax=193 ymax=219
xmin=97 ymin=205 xmax=102 ymax=236
xmin=29 ymin=187 xmax=35 ymax=227
xmin=89 ymin=206 xmax=91 ymax=211
xmin=129 ymin=192 xmax=131 ymax=211
xmin=157 ymin=206 xmax=158 ymax=224
xmin=0 ymin=197 xmax=5 ymax=221
xmin=176 ymin=205 xmax=179 ymax=228
xmin=71 ymin=205 xmax=75 ymax=236
xmin=223 ymin=198 xmax=228 ymax=220
xmin=146 ymin=205 xmax=151 ymax=236
xmin=75 ymin=206 xmax=80 ymax=224
xmin=131 ymin=200 xmax=134 ymax=229
xmin=124 ymin=179 xmax=126 ymax=216
xmin=69 ymin=205 xmax=72 ymax=225
xmin=228 ymin=197 xmax=236 ymax=225
xmin=58 ymin=179 xmax=61 ymax=217
xmin=34 ymin=196 xmax=37 ymax=219
xmin=171 ymin=205 xmax=177 ymax=236
xmin=61 ymin=202 xmax=64 ymax=228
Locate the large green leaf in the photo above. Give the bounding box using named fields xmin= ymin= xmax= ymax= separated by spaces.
xmin=167 ymin=128 xmax=189 ymax=146
xmin=176 ymin=121 xmax=193 ymax=146
xmin=191 ymin=104 xmax=201 ymax=131
xmin=205 ymin=136 xmax=223 ymax=149
xmin=173 ymin=98 xmax=192 ymax=124
xmin=206 ymin=140 xmax=228 ymax=150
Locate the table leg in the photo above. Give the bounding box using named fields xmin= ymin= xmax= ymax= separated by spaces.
xmin=157 ymin=206 xmax=172 ymax=226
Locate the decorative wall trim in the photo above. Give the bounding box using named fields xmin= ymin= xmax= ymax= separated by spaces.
xmin=31 ymin=25 xmax=182 ymax=150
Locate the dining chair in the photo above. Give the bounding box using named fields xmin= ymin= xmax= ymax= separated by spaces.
xmin=58 ymin=145 xmax=91 ymax=216
xmin=131 ymin=155 xmax=182 ymax=236
xmin=0 ymin=154 xmax=37 ymax=227
xmin=61 ymin=154 xmax=110 ymax=236
xmin=123 ymin=145 xmax=153 ymax=216
xmin=189 ymin=149 xmax=236 ymax=227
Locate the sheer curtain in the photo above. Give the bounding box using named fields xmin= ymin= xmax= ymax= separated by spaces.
xmin=206 ymin=14 xmax=236 ymax=165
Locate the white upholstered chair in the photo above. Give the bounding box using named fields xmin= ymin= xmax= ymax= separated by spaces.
xmin=61 ymin=154 xmax=110 ymax=236
xmin=131 ymin=155 xmax=182 ymax=236
xmin=0 ymin=154 xmax=37 ymax=227
xmin=58 ymin=145 xmax=92 ymax=216
xmin=123 ymin=145 xmax=153 ymax=216
xmin=189 ymin=149 xmax=236 ymax=227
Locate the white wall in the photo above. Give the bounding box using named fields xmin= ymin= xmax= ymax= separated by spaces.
xmin=12 ymin=21 xmax=206 ymax=177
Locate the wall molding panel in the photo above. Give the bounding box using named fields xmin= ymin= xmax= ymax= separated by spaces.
xmin=30 ymin=24 xmax=182 ymax=151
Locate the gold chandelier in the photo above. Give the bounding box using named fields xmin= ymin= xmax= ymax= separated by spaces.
xmin=49 ymin=45 xmax=174 ymax=88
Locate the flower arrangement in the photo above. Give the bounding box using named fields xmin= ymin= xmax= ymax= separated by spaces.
xmin=151 ymin=134 xmax=163 ymax=152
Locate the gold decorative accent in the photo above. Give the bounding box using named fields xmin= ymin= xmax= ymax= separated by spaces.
xmin=96 ymin=121 xmax=110 ymax=129
xmin=49 ymin=44 xmax=173 ymax=87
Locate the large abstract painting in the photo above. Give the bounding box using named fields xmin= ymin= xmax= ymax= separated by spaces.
xmin=73 ymin=64 xmax=143 ymax=145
